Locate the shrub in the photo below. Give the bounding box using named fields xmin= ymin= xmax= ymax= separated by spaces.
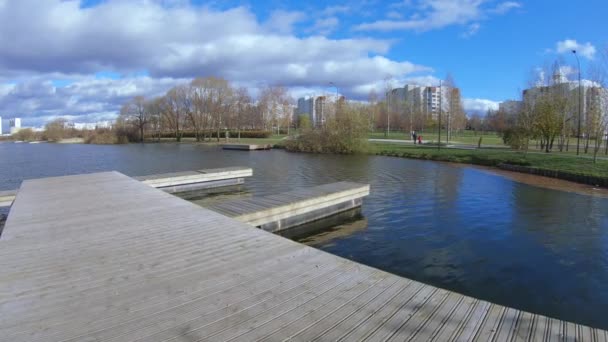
xmin=12 ymin=128 xmax=36 ymax=141
xmin=285 ymin=104 xmax=369 ymax=154
xmin=501 ymin=128 xmax=529 ymax=150
xmin=84 ymin=129 xmax=120 ymax=144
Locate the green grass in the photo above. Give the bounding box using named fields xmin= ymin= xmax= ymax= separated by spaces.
xmin=368 ymin=130 xmax=506 ymax=146
xmin=156 ymin=135 xmax=288 ymax=146
xmin=368 ymin=143 xmax=608 ymax=179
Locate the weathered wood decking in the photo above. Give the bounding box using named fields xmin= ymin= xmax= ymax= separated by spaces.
xmin=0 ymin=190 xmax=16 ymax=207
xmin=0 ymin=167 xmax=252 ymax=208
xmin=222 ymin=143 xmax=272 ymax=151
xmin=207 ymin=182 xmax=370 ymax=233
xmin=135 ymin=166 xmax=253 ymax=193
xmin=0 ymin=172 xmax=606 ymax=341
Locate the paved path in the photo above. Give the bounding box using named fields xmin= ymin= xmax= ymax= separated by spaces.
xmin=1 ymin=171 xmax=606 ymax=341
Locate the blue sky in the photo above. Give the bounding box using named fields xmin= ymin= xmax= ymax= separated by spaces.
xmin=0 ymin=0 xmax=606 ymax=125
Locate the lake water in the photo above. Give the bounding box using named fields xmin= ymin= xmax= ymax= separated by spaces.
xmin=1 ymin=142 xmax=608 ymax=329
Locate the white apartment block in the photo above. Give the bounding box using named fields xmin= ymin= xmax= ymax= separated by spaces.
xmin=1 ymin=117 xmax=22 ymax=135
xmin=522 ymin=69 xmax=607 ymax=128
xmin=498 ymin=100 xmax=523 ymax=115
xmin=387 ymin=84 xmax=453 ymax=120
xmin=296 ymin=96 xmax=327 ymax=127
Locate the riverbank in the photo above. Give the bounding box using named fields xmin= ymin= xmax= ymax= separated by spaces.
xmin=369 ymin=142 xmax=608 ymax=188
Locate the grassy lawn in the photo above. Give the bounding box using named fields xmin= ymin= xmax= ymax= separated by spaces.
xmin=368 ymin=142 xmax=608 ymax=179
xmin=368 ymin=130 xmax=506 ymax=146
xmin=156 ymin=135 xmax=288 ymax=146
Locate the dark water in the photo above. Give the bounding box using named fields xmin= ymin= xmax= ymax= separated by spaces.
xmin=1 ymin=142 xmax=608 ymax=329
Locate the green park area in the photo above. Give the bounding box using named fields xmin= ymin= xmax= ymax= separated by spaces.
xmin=367 ymin=140 xmax=608 ymax=181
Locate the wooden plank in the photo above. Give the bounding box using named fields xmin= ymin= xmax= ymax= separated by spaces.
xmin=207 ymin=182 xmax=370 ymax=229
xmin=306 ymin=277 xmax=415 ymax=341
xmin=286 ymin=277 xmax=401 ymax=341
xmin=0 ymin=171 xmax=605 ymax=342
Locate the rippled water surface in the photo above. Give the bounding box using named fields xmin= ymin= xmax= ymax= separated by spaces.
xmin=2 ymin=142 xmax=608 ymax=328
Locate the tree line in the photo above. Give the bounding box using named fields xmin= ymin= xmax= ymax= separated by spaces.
xmin=119 ymin=76 xmax=293 ymax=142
xmin=486 ymin=59 xmax=608 ymax=162
xmin=366 ymin=74 xmax=468 ymax=140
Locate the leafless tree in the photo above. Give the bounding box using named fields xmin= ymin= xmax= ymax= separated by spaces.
xmin=258 ymin=85 xmax=292 ymax=135
xmin=120 ymin=95 xmax=149 ymax=142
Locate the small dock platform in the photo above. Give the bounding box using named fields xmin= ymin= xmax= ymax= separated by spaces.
xmin=0 ymin=190 xmax=16 ymax=207
xmin=0 ymin=167 xmax=252 ymax=207
xmin=135 ymin=166 xmax=252 ymax=193
xmin=222 ymin=143 xmax=272 ymax=150
xmin=207 ymin=182 xmax=370 ymax=233
xmin=1 ymin=172 xmax=606 ymax=341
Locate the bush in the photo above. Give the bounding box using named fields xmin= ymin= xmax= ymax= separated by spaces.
xmin=501 ymin=128 xmax=529 ymax=150
xmin=12 ymin=128 xmax=36 ymax=141
xmin=84 ymin=129 xmax=121 ymax=144
xmin=285 ymin=104 xmax=369 ymax=154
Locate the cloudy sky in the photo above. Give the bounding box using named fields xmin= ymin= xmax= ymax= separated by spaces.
xmin=0 ymin=0 xmax=605 ymax=126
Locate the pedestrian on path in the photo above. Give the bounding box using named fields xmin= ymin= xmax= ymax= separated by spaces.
xmin=418 ymin=135 xmax=422 ymax=145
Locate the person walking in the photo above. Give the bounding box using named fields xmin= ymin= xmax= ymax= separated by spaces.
xmin=418 ymin=135 xmax=422 ymax=145
xmin=412 ymin=131 xmax=417 ymax=144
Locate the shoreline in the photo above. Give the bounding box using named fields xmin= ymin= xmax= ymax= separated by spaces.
xmin=373 ymin=147 xmax=608 ymax=189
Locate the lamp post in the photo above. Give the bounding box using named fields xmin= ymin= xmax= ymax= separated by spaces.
xmin=329 ymin=82 xmax=339 ymax=116
xmin=438 ymin=80 xmax=442 ymax=150
xmin=572 ymin=50 xmax=582 ymax=156
xmin=329 ymin=82 xmax=338 ymax=101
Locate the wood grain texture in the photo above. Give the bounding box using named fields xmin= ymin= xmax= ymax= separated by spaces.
xmin=0 ymin=172 xmax=602 ymax=341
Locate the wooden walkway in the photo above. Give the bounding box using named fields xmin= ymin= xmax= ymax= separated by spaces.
xmin=0 ymin=167 xmax=252 ymax=208
xmin=207 ymin=182 xmax=369 ymax=232
xmin=222 ymin=143 xmax=272 ymax=151
xmin=135 ymin=166 xmax=252 ymax=192
xmin=0 ymin=172 xmax=606 ymax=341
xmin=0 ymin=190 xmax=16 ymax=207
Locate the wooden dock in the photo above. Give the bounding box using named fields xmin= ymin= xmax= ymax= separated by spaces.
xmin=207 ymin=182 xmax=370 ymax=233
xmin=0 ymin=190 xmax=16 ymax=207
xmin=222 ymin=143 xmax=272 ymax=151
xmin=0 ymin=167 xmax=252 ymax=207
xmin=135 ymin=166 xmax=253 ymax=193
xmin=0 ymin=171 xmax=606 ymax=341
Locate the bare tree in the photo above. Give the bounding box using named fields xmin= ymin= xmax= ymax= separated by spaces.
xmin=120 ymin=96 xmax=149 ymax=142
xmin=234 ymin=87 xmax=251 ymax=140
xmin=163 ymin=86 xmax=189 ymax=142
xmin=258 ymin=85 xmax=292 ymax=135
xmin=146 ymin=97 xmax=164 ymax=142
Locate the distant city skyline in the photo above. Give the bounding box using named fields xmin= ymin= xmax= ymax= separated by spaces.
xmin=0 ymin=0 xmax=606 ymax=126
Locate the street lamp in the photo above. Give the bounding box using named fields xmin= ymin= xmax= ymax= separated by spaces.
xmin=329 ymin=82 xmax=338 ymax=101
xmin=572 ymin=50 xmax=582 ymax=156
xmin=438 ymin=80 xmax=442 ymax=150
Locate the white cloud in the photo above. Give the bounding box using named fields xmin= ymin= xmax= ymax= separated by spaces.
xmin=264 ymin=10 xmax=305 ymax=34
xmin=556 ymin=39 xmax=596 ymax=60
xmin=321 ymin=5 xmax=350 ymax=16
xmin=386 ymin=11 xmax=403 ymax=19
xmin=309 ymin=17 xmax=340 ymax=35
xmin=463 ymin=98 xmax=499 ymax=114
xmin=0 ymin=76 xmax=186 ymax=126
xmin=488 ymin=1 xmax=521 ymax=14
xmin=356 ymin=0 xmax=520 ymax=32
xmin=461 ymin=22 xmax=481 ymax=38
xmin=0 ymin=0 xmax=435 ymax=125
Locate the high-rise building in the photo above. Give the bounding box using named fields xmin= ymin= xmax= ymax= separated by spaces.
xmin=0 ymin=116 xmax=3 ymax=135
xmin=498 ymin=100 xmax=523 ymax=115
xmin=522 ymin=68 xmax=607 ymax=127
xmin=387 ymin=84 xmax=452 ymax=120
xmin=9 ymin=118 xmax=22 ymax=134
xmin=296 ymin=96 xmax=328 ymax=127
